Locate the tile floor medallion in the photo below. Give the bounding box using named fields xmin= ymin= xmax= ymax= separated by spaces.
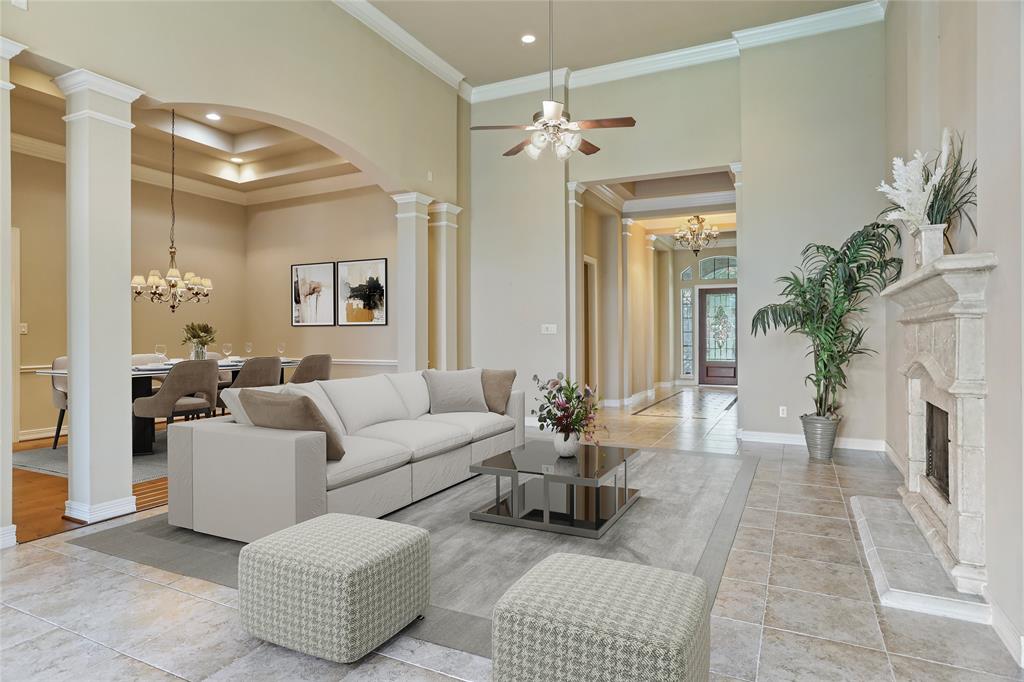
xmin=2 ymin=388 xmax=1021 ymax=680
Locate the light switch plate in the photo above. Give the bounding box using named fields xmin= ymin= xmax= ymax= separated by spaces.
xmin=18 ymin=323 xmax=28 ymax=335
xmin=540 ymin=324 xmax=557 ymax=335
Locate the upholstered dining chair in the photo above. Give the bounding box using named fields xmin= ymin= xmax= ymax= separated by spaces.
xmin=204 ymin=351 xmax=234 ymax=390
xmin=216 ymin=357 xmax=281 ymax=411
xmin=133 ymin=359 xmax=219 ymax=423
xmin=289 ymin=354 xmax=332 ymax=383
xmin=50 ymin=356 xmax=68 ymax=449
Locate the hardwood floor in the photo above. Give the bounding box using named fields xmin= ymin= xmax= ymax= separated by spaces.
xmin=12 ymin=433 xmax=168 ymax=544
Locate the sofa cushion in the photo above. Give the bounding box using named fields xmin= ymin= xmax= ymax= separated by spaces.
xmin=420 ymin=412 xmax=515 ymax=441
xmin=239 ymin=389 xmax=344 ymax=460
xmin=482 ymin=369 xmax=517 ymax=415
xmin=321 ymin=375 xmax=408 ymax=434
xmin=220 ymin=384 xmax=288 ymax=425
xmin=386 ymin=371 xmax=430 ymax=419
xmin=326 ymin=437 xmax=411 ymax=490
xmin=354 ymin=420 xmax=472 ymax=462
xmin=285 ymin=381 xmax=347 ymax=439
xmin=423 ymin=368 xmax=488 ymax=414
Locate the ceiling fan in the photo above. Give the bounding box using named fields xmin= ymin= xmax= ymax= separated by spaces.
xmin=470 ymin=0 xmax=636 ymax=160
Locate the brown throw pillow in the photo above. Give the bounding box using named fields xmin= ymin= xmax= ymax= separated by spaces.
xmin=481 ymin=369 xmax=517 ymax=415
xmin=239 ymin=389 xmax=345 ymax=461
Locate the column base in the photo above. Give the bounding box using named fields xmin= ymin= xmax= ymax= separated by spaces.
xmin=0 ymin=524 xmax=17 ymax=548
xmin=64 ymin=496 xmax=137 ymax=524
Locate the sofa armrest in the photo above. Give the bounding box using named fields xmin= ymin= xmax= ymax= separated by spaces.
xmin=169 ymin=420 xmax=327 ymax=542
xmin=506 ymin=390 xmax=526 ymax=447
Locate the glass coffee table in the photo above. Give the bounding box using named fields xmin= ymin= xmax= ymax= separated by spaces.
xmin=469 ymin=440 xmax=640 ymax=538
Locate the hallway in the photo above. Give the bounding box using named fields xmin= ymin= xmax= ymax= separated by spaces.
xmin=596 ymin=386 xmax=739 ymax=453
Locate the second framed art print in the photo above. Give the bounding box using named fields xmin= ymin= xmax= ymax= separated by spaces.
xmin=337 ymin=258 xmax=387 ymax=326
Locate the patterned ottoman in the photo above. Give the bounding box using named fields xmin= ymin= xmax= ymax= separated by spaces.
xmin=238 ymin=513 xmax=430 ymax=663
xmin=492 ymin=553 xmax=709 ymax=682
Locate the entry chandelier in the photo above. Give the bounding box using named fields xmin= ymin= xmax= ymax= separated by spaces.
xmin=130 ymin=109 xmax=212 ymax=312
xmin=674 ymin=215 xmax=719 ymax=256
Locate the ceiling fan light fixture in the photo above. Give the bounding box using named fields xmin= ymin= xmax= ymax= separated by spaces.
xmin=542 ymin=100 xmax=564 ymax=121
xmin=524 ymin=143 xmax=543 ymax=160
xmin=530 ymin=131 xmax=549 ymax=148
xmin=563 ymin=131 xmax=582 ymax=151
xmin=554 ymin=143 xmax=572 ymax=161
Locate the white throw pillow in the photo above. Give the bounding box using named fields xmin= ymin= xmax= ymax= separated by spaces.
xmin=320 ymin=375 xmax=408 ymax=433
xmin=285 ymin=381 xmax=347 ymax=443
xmin=422 ymin=368 xmax=488 ymax=414
xmin=220 ymin=384 xmax=288 ymax=425
xmin=386 ymin=371 xmax=431 ymax=419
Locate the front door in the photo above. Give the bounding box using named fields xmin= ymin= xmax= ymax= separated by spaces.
xmin=699 ymin=288 xmax=738 ymax=385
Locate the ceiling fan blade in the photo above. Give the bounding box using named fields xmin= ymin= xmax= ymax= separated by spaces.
xmin=579 ymin=139 xmax=601 ymax=155
xmin=574 ymin=116 xmax=637 ymax=130
xmin=503 ymin=139 xmax=530 ymax=157
xmin=471 ymin=124 xmax=535 ymax=131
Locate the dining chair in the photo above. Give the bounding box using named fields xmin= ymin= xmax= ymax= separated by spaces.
xmin=216 ymin=357 xmax=281 ymax=411
xmin=50 ymin=356 xmax=68 ymax=449
xmin=204 ymin=351 xmax=234 ymax=389
xmin=133 ymin=359 xmax=219 ymax=423
xmin=289 ymin=354 xmax=332 ymax=383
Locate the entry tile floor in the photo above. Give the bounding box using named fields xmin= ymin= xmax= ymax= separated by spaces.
xmin=3 ymin=398 xmax=1022 ymax=680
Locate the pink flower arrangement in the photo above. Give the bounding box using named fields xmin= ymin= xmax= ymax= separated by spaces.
xmin=531 ymin=373 xmax=602 ymax=443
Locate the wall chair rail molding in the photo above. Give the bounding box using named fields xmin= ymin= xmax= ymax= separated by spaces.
xmin=330 ymin=358 xmax=399 ymax=367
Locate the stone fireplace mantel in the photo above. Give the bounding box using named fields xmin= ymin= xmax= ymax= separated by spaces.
xmin=882 ymin=251 xmax=997 ymax=596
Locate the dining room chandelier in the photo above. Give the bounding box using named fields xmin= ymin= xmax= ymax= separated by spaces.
xmin=674 ymin=215 xmax=719 ymax=256
xmin=130 ymin=109 xmax=212 ymax=313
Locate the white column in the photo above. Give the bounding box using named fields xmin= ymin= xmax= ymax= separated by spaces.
xmin=621 ymin=218 xmax=634 ymax=400
xmin=566 ymin=182 xmax=586 ymax=381
xmin=392 ymin=192 xmax=432 ymax=372
xmin=645 ymin=237 xmax=656 ymax=394
xmin=0 ymin=37 xmax=27 ymax=548
xmin=427 ymin=202 xmax=460 ymax=370
xmin=55 ymin=69 xmax=143 ymax=523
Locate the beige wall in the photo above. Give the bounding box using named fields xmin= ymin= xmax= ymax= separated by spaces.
xmin=885 ymin=0 xmax=1024 ymax=656
xmin=13 ymin=153 xmax=248 ymax=435
xmin=737 ymin=24 xmax=888 ymax=441
xmin=244 ymin=186 xmax=398 ymax=377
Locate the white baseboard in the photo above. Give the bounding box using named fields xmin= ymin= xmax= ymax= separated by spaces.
xmin=19 ymin=425 xmax=67 ymax=441
xmin=64 ymin=496 xmax=136 ymax=524
xmin=985 ymin=586 xmax=1024 ymax=667
xmin=738 ymin=429 xmax=886 ymax=452
xmin=654 ymin=381 xmax=674 ymax=388
xmin=884 ymin=440 xmax=908 ymax=476
xmin=0 ymin=524 xmax=17 ymax=548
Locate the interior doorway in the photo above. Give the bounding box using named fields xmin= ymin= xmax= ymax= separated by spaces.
xmin=698 ymin=286 xmax=738 ymax=386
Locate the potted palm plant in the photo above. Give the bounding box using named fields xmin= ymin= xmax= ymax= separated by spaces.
xmin=751 ymin=223 xmax=902 ymax=459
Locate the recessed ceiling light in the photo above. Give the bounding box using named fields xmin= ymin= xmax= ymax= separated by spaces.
xmin=521 ymin=34 xmax=536 ymax=44
xmin=205 ymin=112 xmax=221 ymax=121
xmin=230 ymin=157 xmax=244 ymax=164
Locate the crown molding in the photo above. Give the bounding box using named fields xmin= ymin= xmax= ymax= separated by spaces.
xmin=54 ymin=68 xmax=143 ymax=103
xmin=572 ymin=39 xmax=738 ymax=89
xmin=588 ymin=183 xmax=625 ymax=211
xmin=391 ymin=191 xmax=434 ymax=206
xmin=0 ymin=37 xmax=28 ymax=61
xmin=623 ymin=190 xmax=736 ymax=215
xmin=11 ymin=133 xmax=64 ymax=163
xmin=461 ymin=1 xmax=884 ymax=100
xmin=732 ymin=0 xmax=885 ymax=49
xmin=245 ymin=172 xmax=374 ymax=205
xmin=62 ymin=109 xmax=135 ymax=129
xmin=332 ymin=0 xmax=464 ymax=89
xmin=469 ymin=67 xmax=569 ymax=104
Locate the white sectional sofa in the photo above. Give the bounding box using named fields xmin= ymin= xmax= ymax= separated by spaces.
xmin=167 ymin=371 xmax=525 ymax=542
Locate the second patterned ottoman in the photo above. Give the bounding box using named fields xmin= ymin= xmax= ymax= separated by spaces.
xmin=238 ymin=513 xmax=430 ymax=663
xmin=492 ymin=553 xmax=710 ymax=682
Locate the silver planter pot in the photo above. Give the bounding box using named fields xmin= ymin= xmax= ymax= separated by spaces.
xmin=800 ymin=414 xmax=841 ymax=460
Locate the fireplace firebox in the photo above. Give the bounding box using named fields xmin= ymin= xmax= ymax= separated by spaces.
xmin=926 ymin=402 xmax=950 ymax=502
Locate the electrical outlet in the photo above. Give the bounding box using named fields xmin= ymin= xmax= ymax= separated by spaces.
xmin=778 ymin=406 xmax=788 ymax=418
xmin=540 ymin=324 xmax=557 ymax=335
xmin=18 ymin=323 xmax=28 ymax=335
xmin=427 ymin=170 xmax=433 ymax=182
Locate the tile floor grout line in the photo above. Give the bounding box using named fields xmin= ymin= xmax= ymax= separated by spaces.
xmin=373 ymin=649 xmax=472 ymax=682
xmin=752 ymin=479 xmax=781 ymax=681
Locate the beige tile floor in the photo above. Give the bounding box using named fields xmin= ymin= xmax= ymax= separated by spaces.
xmin=2 ymin=387 xmax=1021 ymax=680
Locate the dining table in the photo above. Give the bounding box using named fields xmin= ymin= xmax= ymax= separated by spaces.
xmin=37 ymin=357 xmax=302 ymax=456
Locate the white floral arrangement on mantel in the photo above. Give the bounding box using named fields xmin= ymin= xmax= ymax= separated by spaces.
xmin=877 ymin=128 xmax=949 ymax=231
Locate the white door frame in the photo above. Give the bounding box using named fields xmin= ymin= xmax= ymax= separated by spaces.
xmin=583 ymin=255 xmax=599 ymax=391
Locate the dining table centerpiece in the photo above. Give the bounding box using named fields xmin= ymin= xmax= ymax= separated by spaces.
xmin=182 ymin=322 xmax=217 ymax=360
xmin=531 ymin=373 xmax=601 ymax=457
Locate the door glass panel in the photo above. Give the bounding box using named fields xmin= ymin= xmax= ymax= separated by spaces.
xmin=705 ymin=292 xmax=737 ymax=362
xmin=680 ymin=288 xmax=694 ymax=377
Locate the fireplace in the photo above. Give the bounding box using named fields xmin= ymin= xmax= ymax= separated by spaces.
xmin=925 ymin=402 xmax=950 ymax=501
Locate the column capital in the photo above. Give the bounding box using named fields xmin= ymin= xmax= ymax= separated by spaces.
xmin=0 ymin=37 xmax=28 ymax=61
xmin=566 ymin=181 xmax=587 ymax=195
xmin=427 ymin=202 xmax=462 ymax=216
xmin=391 ymin=191 xmax=434 ymax=206
xmin=54 ymin=69 xmax=143 ymax=103
xmin=622 ymin=217 xmax=635 ymax=236
xmin=728 ymin=161 xmax=743 ymax=188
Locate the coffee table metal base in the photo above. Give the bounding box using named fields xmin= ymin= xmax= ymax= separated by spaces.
xmin=470 ymin=480 xmax=641 ymax=539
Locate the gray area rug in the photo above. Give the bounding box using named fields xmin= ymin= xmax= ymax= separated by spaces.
xmin=71 ymin=448 xmax=755 ymax=658
xmin=14 ymin=432 xmax=168 ymax=484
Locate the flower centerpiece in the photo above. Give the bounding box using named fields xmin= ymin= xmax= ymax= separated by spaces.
xmin=531 ymin=373 xmax=601 ymax=457
xmin=182 ymin=322 xmax=216 ymax=360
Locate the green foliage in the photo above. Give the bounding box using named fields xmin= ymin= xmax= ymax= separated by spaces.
xmin=926 ymin=132 xmax=977 ymax=252
xmin=530 ymin=373 xmax=601 ymax=441
xmin=181 ymin=321 xmax=217 ymax=347
xmin=751 ymin=223 xmax=902 ymax=418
